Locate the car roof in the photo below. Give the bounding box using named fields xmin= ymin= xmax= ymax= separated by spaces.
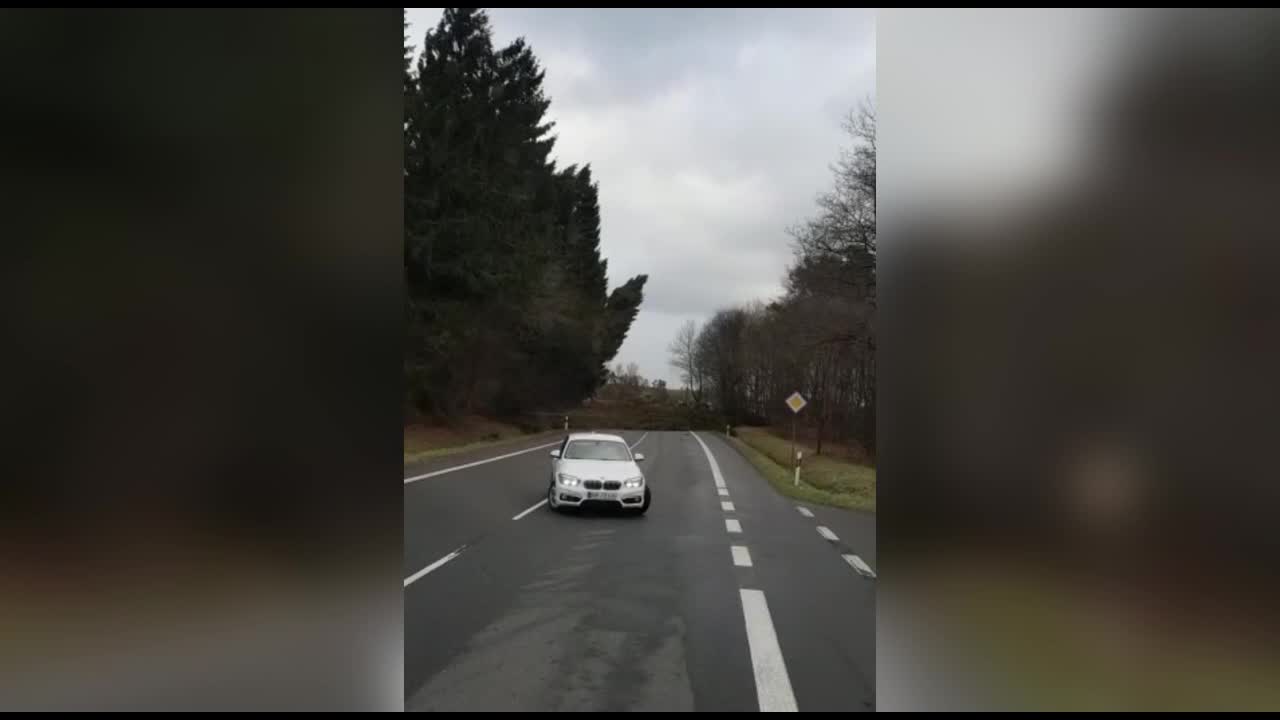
xmin=565 ymin=432 xmax=627 ymax=443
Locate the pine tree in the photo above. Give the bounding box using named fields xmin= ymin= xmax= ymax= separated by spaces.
xmin=406 ymin=9 xmax=646 ymax=416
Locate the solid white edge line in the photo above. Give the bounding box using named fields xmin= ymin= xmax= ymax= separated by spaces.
xmin=721 ymin=501 xmax=736 ymax=512
xmin=739 ymin=589 xmax=799 ymax=712
xmin=731 ymin=545 xmax=753 ymax=567
xmin=689 ymin=432 xmax=727 ymax=488
xmin=816 ymin=526 xmax=839 ymax=542
xmin=843 ymin=554 xmax=876 ymax=578
xmin=718 ymin=488 xmax=730 ymax=497
xmin=796 ymin=506 xmax=814 ymax=518
xmin=404 ymin=546 xmax=465 ymax=587
xmin=725 ymin=518 xmax=743 ymax=533
xmin=512 ymin=498 xmax=548 ymax=520
xmin=405 ymin=441 xmax=561 ymax=484
xmin=630 ymin=431 xmax=649 ymax=449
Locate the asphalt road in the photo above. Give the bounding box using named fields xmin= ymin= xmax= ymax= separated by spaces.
xmin=403 ymin=430 xmax=875 ymax=711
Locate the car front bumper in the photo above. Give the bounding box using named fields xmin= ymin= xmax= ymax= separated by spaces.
xmin=554 ymin=487 xmax=645 ymax=507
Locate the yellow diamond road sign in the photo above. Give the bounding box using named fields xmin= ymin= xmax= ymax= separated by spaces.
xmin=785 ymin=392 xmax=807 ymax=414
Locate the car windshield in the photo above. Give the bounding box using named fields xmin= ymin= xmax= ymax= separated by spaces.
xmin=563 ymin=440 xmax=631 ymax=461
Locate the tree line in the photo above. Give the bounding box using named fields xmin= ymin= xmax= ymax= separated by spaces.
xmin=670 ymin=105 xmax=876 ymax=458
xmin=404 ymin=9 xmax=647 ymax=420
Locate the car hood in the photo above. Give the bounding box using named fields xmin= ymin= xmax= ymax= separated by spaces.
xmin=557 ymin=459 xmax=642 ymax=481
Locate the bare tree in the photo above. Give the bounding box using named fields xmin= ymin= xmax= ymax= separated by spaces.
xmin=791 ymin=99 xmax=876 ymax=300
xmin=668 ymin=319 xmax=702 ymax=404
xmin=673 ymin=102 xmax=876 ymax=458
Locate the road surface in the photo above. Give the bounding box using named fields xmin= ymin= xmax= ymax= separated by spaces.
xmin=403 ymin=430 xmax=875 ymax=711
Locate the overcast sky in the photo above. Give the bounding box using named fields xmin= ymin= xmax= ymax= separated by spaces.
xmin=407 ymin=8 xmax=876 ymax=385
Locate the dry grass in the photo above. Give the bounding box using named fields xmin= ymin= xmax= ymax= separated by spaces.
xmin=731 ymin=426 xmax=876 ymax=512
xmin=786 ymin=426 xmax=874 ymax=465
xmin=404 ymin=417 xmax=552 ymax=463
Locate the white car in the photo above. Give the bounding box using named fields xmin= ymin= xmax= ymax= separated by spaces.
xmin=547 ymin=432 xmax=650 ymax=514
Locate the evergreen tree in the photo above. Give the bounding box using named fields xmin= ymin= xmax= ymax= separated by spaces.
xmin=405 ymin=8 xmax=646 ymax=417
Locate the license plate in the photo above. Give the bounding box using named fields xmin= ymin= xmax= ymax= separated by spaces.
xmin=587 ymin=491 xmax=614 ymax=500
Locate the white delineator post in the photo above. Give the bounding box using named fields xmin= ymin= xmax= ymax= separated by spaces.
xmin=794 ymin=450 xmax=802 ymax=486
xmin=564 ymin=415 xmax=568 ymax=431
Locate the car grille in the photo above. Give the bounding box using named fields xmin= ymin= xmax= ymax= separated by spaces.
xmin=604 ymin=480 xmax=621 ymax=490
xmin=584 ymin=480 xmax=602 ymax=490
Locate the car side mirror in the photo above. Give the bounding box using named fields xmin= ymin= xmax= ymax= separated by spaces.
xmin=550 ymin=449 xmax=561 ymax=458
xmin=634 ymin=453 xmax=645 ymax=462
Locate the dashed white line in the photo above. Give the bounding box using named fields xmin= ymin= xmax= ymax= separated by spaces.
xmin=718 ymin=488 xmax=730 ymax=497
xmin=630 ymin=432 xmax=649 ymax=449
xmin=725 ymin=518 xmax=743 ymax=534
xmin=404 ymin=441 xmax=561 ymax=484
xmin=796 ymin=506 xmax=814 ymax=518
xmin=512 ymin=498 xmax=548 ymax=520
xmin=721 ymin=501 xmax=736 ymax=512
xmin=689 ymin=432 xmax=726 ymax=489
xmin=731 ymin=545 xmax=753 ymax=567
xmin=739 ymin=589 xmax=799 ymax=712
xmin=404 ymin=546 xmax=466 ymax=587
xmin=816 ymin=526 xmax=839 ymax=542
xmin=843 ymin=554 xmax=876 ymax=578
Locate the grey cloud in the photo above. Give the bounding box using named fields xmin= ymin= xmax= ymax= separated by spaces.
xmin=407 ymin=8 xmax=875 ymax=384
xmin=489 ymin=9 xmax=868 ymax=105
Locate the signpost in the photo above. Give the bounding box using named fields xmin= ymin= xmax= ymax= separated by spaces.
xmin=785 ymin=392 xmax=807 ymax=485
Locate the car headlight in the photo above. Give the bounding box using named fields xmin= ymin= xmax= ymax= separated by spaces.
xmin=623 ymin=477 xmax=644 ymax=489
xmin=558 ymin=473 xmax=581 ymax=487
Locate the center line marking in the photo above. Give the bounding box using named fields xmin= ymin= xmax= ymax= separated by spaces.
xmin=816 ymin=526 xmax=839 ymax=542
xmin=731 ymin=545 xmax=753 ymax=567
xmin=721 ymin=501 xmax=736 ymax=512
xmin=739 ymin=589 xmax=799 ymax=712
xmin=404 ymin=545 xmax=466 ymax=587
xmin=689 ymin=432 xmax=726 ymax=489
xmin=843 ymin=554 xmax=876 ymax=578
xmin=725 ymin=518 xmax=742 ymax=533
xmin=718 ymin=488 xmax=730 ymax=497
xmin=512 ymin=498 xmax=548 ymax=520
xmin=796 ymin=506 xmax=814 ymax=518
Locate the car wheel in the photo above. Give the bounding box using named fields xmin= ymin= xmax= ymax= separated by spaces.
xmin=548 ymin=483 xmax=560 ymax=512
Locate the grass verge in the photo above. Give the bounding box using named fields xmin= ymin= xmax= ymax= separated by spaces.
xmin=728 ymin=426 xmax=875 ymax=512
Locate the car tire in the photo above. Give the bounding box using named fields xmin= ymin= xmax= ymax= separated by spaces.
xmin=548 ymin=484 xmax=562 ymax=512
